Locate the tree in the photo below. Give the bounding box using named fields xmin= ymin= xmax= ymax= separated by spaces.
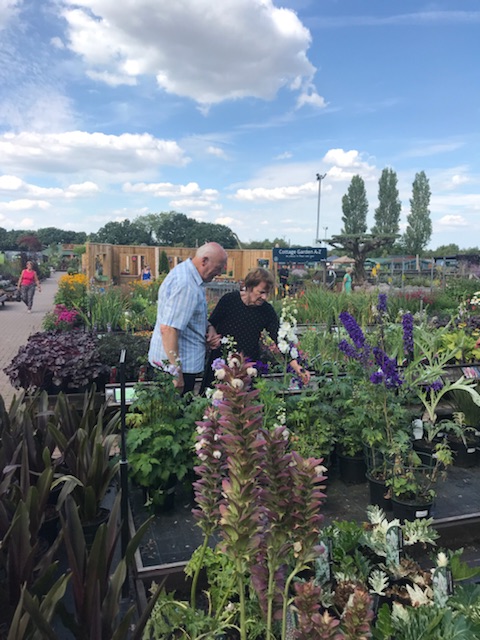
xmin=341 ymin=175 xmax=368 ymax=235
xmin=89 ymin=219 xmax=152 ymax=245
xmin=329 ymin=233 xmax=398 ymax=283
xmin=371 ymin=168 xmax=401 ymax=248
xmin=159 ymin=250 xmax=170 ymax=274
xmin=36 ymin=227 xmax=87 ymax=246
xmin=403 ymin=171 xmax=432 ymax=255
xmin=17 ymin=234 xmax=42 ymax=251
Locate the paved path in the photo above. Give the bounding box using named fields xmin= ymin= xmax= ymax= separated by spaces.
xmin=0 ymin=272 xmax=61 ymax=409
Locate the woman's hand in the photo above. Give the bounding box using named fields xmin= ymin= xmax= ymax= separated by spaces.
xmin=291 ymin=360 xmax=311 ymax=385
xmin=206 ymin=325 xmax=222 ymax=349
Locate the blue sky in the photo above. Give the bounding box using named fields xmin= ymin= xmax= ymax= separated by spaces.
xmin=0 ymin=0 xmax=479 ymax=249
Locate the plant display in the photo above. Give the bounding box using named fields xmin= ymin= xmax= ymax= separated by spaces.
xmin=78 ymin=287 xmax=131 ymax=332
xmin=3 ymin=330 xmax=110 ymax=393
xmin=42 ymin=303 xmax=82 ymax=332
xmin=53 ymin=273 xmax=89 ymax=312
xmin=190 ymin=354 xmax=328 ymax=640
xmin=336 ymin=298 xmax=410 ymax=459
xmin=126 ymin=372 xmax=195 ymax=510
xmin=97 ymin=331 xmax=150 ymax=381
xmin=50 ymin=387 xmax=121 ymax=523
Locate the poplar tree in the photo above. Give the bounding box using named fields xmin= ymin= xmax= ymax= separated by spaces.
xmin=403 ymin=171 xmax=432 ymax=255
xmin=372 ymin=168 xmax=401 ymax=240
xmin=341 ymin=175 xmax=368 ymax=234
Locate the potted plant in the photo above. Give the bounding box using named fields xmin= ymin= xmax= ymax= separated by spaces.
xmin=126 ymin=371 xmax=195 ymax=512
xmin=97 ymin=331 xmax=151 ymax=382
xmin=387 ymin=444 xmax=453 ymax=521
xmin=3 ymin=330 xmax=110 ymax=394
xmin=49 ymin=388 xmax=121 ymax=529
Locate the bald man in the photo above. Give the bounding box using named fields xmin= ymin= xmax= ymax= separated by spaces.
xmin=148 ymin=242 xmax=228 ymax=394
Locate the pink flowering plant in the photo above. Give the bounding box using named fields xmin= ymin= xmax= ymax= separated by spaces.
xmin=42 ymin=303 xmax=82 ymax=331
xmin=191 ymin=353 xmax=327 ymax=640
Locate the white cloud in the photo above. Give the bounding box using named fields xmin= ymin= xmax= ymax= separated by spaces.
xmin=123 ymin=181 xmax=218 ymax=200
xmin=296 ymin=88 xmax=327 ymax=109
xmin=323 ymin=148 xmax=363 ymax=167
xmin=275 ymin=152 xmax=292 ymax=160
xmin=435 ymin=215 xmax=469 ymax=229
xmin=206 ymin=146 xmax=226 ymax=158
xmin=216 ymin=216 xmax=235 ymax=226
xmin=0 ymin=131 xmax=188 ymax=173
xmin=234 ymin=181 xmax=317 ymax=202
xmin=0 ymin=0 xmax=21 ymax=30
xmin=0 ymin=198 xmax=51 ymax=211
xmin=60 ymin=0 xmax=318 ymax=106
xmin=0 ymin=175 xmax=100 ymax=199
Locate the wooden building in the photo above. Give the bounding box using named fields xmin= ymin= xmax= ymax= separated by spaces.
xmin=83 ymin=242 xmax=274 ymax=285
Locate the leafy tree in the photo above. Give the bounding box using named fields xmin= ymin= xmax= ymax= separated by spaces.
xmin=403 ymin=171 xmax=432 ymax=255
xmin=341 ymin=175 xmax=368 ymax=234
xmin=425 ymin=244 xmax=459 ymax=258
xmin=89 ymin=219 xmax=152 ymax=245
xmin=244 ymin=238 xmax=289 ymax=249
xmin=371 ymin=168 xmax=401 ymax=247
xmin=17 ymin=234 xmax=42 ymax=251
xmin=36 ymin=227 xmax=87 ymax=246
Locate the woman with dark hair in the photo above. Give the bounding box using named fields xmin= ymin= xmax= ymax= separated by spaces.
xmin=201 ymin=267 xmax=309 ymax=391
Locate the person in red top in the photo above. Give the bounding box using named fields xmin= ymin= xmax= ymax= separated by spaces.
xmin=17 ymin=261 xmax=41 ymax=313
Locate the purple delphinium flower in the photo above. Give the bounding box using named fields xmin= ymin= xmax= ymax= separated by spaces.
xmin=377 ymin=293 xmax=388 ymax=315
xmin=339 ymin=312 xmax=366 ymax=350
xmin=338 ymin=339 xmax=361 ymax=361
xmin=369 ymin=370 xmax=384 ymax=384
xmin=254 ymin=360 xmax=270 ymax=375
xmin=402 ymin=313 xmax=414 ymax=356
xmin=372 ymin=346 xmax=403 ymax=389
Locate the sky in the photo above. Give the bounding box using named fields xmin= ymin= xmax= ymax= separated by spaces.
xmin=0 ymin=0 xmax=479 ymax=249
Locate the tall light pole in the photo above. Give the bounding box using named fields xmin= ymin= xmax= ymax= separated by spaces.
xmin=315 ymin=173 xmax=326 ymax=245
xmin=323 ymin=226 xmax=328 ymax=245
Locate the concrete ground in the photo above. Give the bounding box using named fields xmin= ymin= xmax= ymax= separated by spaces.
xmin=0 ymin=271 xmax=61 ymax=409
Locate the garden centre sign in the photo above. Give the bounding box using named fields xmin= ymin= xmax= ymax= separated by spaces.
xmin=273 ymin=247 xmax=327 ymax=264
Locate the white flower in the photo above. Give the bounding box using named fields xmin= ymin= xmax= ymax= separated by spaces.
xmin=231 ymin=378 xmax=244 ymax=390
xmin=293 ymin=541 xmax=302 ymax=556
xmin=198 ymin=453 xmax=207 ymax=461
xmin=315 ymin=464 xmax=328 ymax=475
xmin=282 ymin=428 xmax=289 ymax=440
xmin=212 ymin=389 xmax=224 ymax=401
xmin=228 ymin=356 xmax=240 ymax=368
xmin=213 ymin=450 xmax=222 ymax=459
xmin=278 ymin=339 xmax=289 ymax=354
xmin=194 ymin=438 xmax=208 ymax=451
xmin=246 ymin=366 xmax=257 ymax=377
xmin=436 ymin=552 xmax=448 ymax=567
xmin=290 ymin=347 xmax=298 ymax=359
xmin=215 ymin=368 xmax=226 ymax=380
xmin=196 ymin=425 xmax=206 ymax=434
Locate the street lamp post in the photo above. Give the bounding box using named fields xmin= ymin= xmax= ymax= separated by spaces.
xmin=323 ymin=226 xmax=328 ymax=244
xmin=315 ymin=173 xmax=326 ymax=244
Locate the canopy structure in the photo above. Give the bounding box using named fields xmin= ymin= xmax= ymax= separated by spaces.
xmin=332 ymin=255 xmax=354 ymax=265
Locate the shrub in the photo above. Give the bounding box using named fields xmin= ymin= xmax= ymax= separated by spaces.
xmin=3 ymin=330 xmax=109 ymax=393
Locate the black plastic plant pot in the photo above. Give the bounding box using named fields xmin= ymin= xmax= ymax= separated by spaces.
xmin=449 ymin=439 xmax=479 ymax=468
xmin=366 ymin=472 xmax=392 ymax=511
xmin=337 ymin=452 xmax=366 ymax=485
xmin=391 ymin=497 xmax=434 ymax=522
